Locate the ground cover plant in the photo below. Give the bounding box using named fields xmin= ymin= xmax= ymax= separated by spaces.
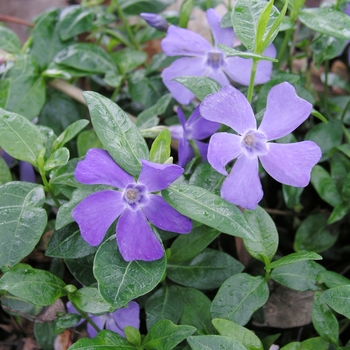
xmin=1 ymin=0 xmax=350 ymax=348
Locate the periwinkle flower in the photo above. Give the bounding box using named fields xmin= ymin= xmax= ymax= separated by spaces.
xmin=200 ymin=82 xmax=322 ymax=210
xmin=161 ymin=8 xmax=276 ymax=105
xmin=72 ymin=148 xmax=192 ymax=261
xmin=66 ymin=301 xmax=140 ymax=338
xmin=140 ymin=12 xmax=169 ymax=31
xmin=169 ymin=106 xmax=220 ymax=167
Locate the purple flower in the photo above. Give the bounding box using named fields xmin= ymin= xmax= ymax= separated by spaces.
xmin=72 ymin=148 xmax=192 ymax=261
xmin=169 ymin=106 xmax=220 ymax=167
xmin=140 ymin=12 xmax=169 ymax=31
xmin=200 ymin=82 xmax=322 ymax=210
xmin=66 ymin=301 xmax=140 ymax=338
xmin=161 ymin=8 xmax=276 ymax=105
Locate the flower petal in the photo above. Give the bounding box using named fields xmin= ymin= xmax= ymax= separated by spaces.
xmin=143 ymin=194 xmax=192 ymax=233
xmin=260 ymin=141 xmax=322 ymax=187
xmin=19 ymin=161 xmax=36 ymax=183
xmin=207 ymin=67 xmax=231 ymax=87
xmin=87 ymin=315 xmax=106 ymax=338
xmin=178 ymin=138 xmax=193 ymax=168
xmin=221 ymin=155 xmax=263 ymax=210
xmin=176 ymin=106 xmax=187 ymax=129
xmin=200 ymin=85 xmax=256 ymax=133
xmin=138 ymin=160 xmax=184 ymax=192
xmin=207 ymin=132 xmax=243 ymax=175
xmin=161 ymin=25 xmax=212 ymax=57
xmin=169 ymin=125 xmax=184 ymax=141
xmin=206 ymin=8 xmax=235 ymax=47
xmin=188 ymin=106 xmax=220 ymax=140
xmin=195 ymin=140 xmax=209 ymax=161
xmin=110 ymin=301 xmax=140 ymax=337
xmin=258 ymin=82 xmax=313 ymax=141
xmin=117 ymin=209 xmax=164 ymax=261
xmin=72 ymin=190 xmax=124 ymax=246
xmin=161 ymin=57 xmax=207 ymax=104
xmin=75 ymin=148 xmax=133 ymax=188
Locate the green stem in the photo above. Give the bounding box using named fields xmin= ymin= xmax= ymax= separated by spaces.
xmin=323 ymin=60 xmax=330 ymax=117
xmin=71 ymin=301 xmax=101 ymax=334
xmin=276 ymin=29 xmax=292 ymax=70
xmin=39 ymin=169 xmax=61 ymax=207
xmin=340 ymin=98 xmax=350 ymax=122
xmin=227 ymin=0 xmax=232 ymax=11
xmin=206 ymin=0 xmax=211 ymax=10
xmin=247 ymin=59 xmax=259 ymax=103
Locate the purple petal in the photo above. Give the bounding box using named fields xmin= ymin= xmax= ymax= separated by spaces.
xmin=206 ymin=8 xmax=235 ymax=47
xmin=19 ymin=161 xmax=36 ymax=183
xmin=207 ymin=68 xmax=231 ymax=87
xmin=161 ymin=25 xmax=212 ymax=57
xmin=143 ymin=194 xmax=192 ymax=233
xmin=138 ymin=159 xmax=184 ymax=192
xmin=260 ymin=141 xmax=322 ymax=187
xmin=176 ymin=107 xmax=187 ymax=129
xmin=72 ymin=190 xmax=125 ymax=246
xmin=200 ymin=85 xmax=256 ymax=134
xmin=140 ymin=13 xmax=168 ymax=31
xmin=221 ymin=155 xmax=263 ymax=210
xmin=116 ymin=209 xmax=164 ymax=261
xmin=169 ymin=125 xmax=184 ymax=141
xmin=195 ymin=140 xmax=209 ymax=161
xmin=105 ymin=314 xmax=124 ymax=337
xmin=110 ymin=301 xmax=140 ymax=337
xmin=207 ymin=132 xmax=243 ymax=175
xmin=1 ymin=150 xmax=13 ymax=167
xmin=88 ymin=315 xmax=106 ymax=338
xmin=189 ymin=109 xmax=220 ymax=140
xmin=258 ymin=82 xmax=313 ymax=141
xmin=178 ymin=138 xmax=193 ymax=167
xmin=161 ymin=57 xmax=207 ymax=104
xmin=75 ymin=148 xmax=133 ymax=188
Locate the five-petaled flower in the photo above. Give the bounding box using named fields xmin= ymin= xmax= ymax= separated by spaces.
xmin=66 ymin=301 xmax=140 ymax=338
xmin=72 ymin=148 xmax=192 ymax=261
xmin=161 ymin=8 xmax=276 ymax=105
xmin=200 ymin=82 xmax=322 ymax=210
xmin=169 ymin=106 xmax=220 ymax=167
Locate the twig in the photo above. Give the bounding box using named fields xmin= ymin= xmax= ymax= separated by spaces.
xmin=0 ymin=14 xmax=34 ymax=27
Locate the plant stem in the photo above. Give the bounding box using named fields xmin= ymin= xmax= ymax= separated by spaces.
xmin=340 ymin=98 xmax=350 ymax=122
xmin=276 ymin=29 xmax=292 ymax=69
xmin=39 ymin=168 xmax=61 ymax=207
xmin=206 ymin=0 xmax=211 ymax=10
xmin=71 ymin=301 xmax=101 ymax=334
xmin=323 ymin=60 xmax=330 ymax=117
xmin=247 ymin=59 xmax=258 ymax=103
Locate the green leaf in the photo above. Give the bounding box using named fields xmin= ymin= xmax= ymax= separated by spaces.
xmin=54 ymin=43 xmax=116 ymax=74
xmin=83 ymin=91 xmax=149 ymax=176
xmin=167 ymin=248 xmax=243 ymax=290
xmin=145 ymin=285 xmax=184 ymax=330
xmin=0 ymin=157 xmax=12 ymax=185
xmin=255 ymin=0 xmax=274 ymax=52
xmin=69 ymin=287 xmax=111 ymax=314
xmin=280 ymin=337 xmax=329 ymax=350
xmin=265 ymin=251 xmax=323 ymax=270
xmin=212 ymin=318 xmax=263 ymax=350
xmin=218 ymin=45 xmax=278 ymax=61
xmin=243 ymin=206 xmax=278 ymax=264
xmin=111 ymin=48 xmax=147 ymax=74
xmin=321 ymin=285 xmax=350 ymax=319
xmin=282 ymin=184 xmax=304 ymax=209
xmin=58 ymin=6 xmax=94 ymax=41
xmin=312 ymin=292 xmax=339 ymax=345
xmin=0 ymin=79 xmax=10 ymax=110
xmin=179 ymin=0 xmax=194 ymax=28
xmin=54 ymin=313 xmax=82 ymax=334
xmin=125 ymin=327 xmax=142 ymax=347
xmin=43 ymin=147 xmax=70 ymax=171
xmin=0 ymin=27 xmax=21 ymax=53
xmin=120 ymin=0 xmax=173 ymax=15
xmin=211 ymin=273 xmax=269 ymax=326
xmin=299 ymin=8 xmax=350 ymax=40
xmin=68 ymin=330 xmax=137 ymax=349
xmin=77 ymin=129 xmax=103 ymax=157
xmin=143 ymin=319 xmax=196 ymax=350
xmin=0 ymin=182 xmax=47 ymax=268
xmin=317 ymin=270 xmax=350 ymax=289
xmin=34 ymin=323 xmax=56 ymax=350
xmin=0 ymin=109 xmax=45 ymax=165
xmin=188 ymin=162 xmax=224 ymax=193
xmin=187 ymin=335 xmax=247 ymax=350
xmin=294 ymin=213 xmax=337 ymax=253
xmin=169 ymin=225 xmax=220 ymax=263
xmin=162 ymin=184 xmax=255 ymax=241
xmin=94 ymin=236 xmax=166 ymax=309
xmin=174 ymin=76 xmax=221 ymax=101
xmin=46 ymin=223 xmax=97 ymax=259
xmin=65 ymin=254 xmax=97 ymax=287
xmin=150 ymin=129 xmax=171 ymax=164
xmin=271 ymin=261 xmax=325 ymax=291
xmin=0 ymin=266 xmax=66 ymax=306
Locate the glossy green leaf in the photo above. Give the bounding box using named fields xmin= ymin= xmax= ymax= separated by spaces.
xmin=321 ymin=285 xmax=350 ymax=319
xmin=46 ymin=222 xmax=97 ymax=258
xmin=150 ymin=129 xmax=171 ymax=164
xmin=94 ymin=236 xmax=166 ymax=309
xmin=54 ymin=43 xmax=116 ymax=74
xmin=187 ymin=335 xmax=247 ymax=350
xmin=143 ymin=319 xmax=196 ymax=350
xmin=111 ymin=48 xmax=147 ymax=74
xmin=162 ymin=184 xmax=255 ymax=241
xmin=0 ymin=79 xmax=10 ymax=110
xmin=167 ymin=248 xmax=243 ymax=290
xmin=69 ymin=287 xmax=111 ymax=314
xmin=271 ymin=261 xmax=325 ymax=291
xmin=280 ymin=337 xmax=329 ymax=350
xmin=179 ymin=0 xmax=194 ymax=28
xmin=188 ymin=162 xmax=223 ymax=193
xmin=34 ymin=323 xmax=56 ymax=350
xmin=299 ymin=8 xmax=350 ymax=40
xmin=218 ymin=45 xmax=278 ymax=61
xmin=211 ymin=273 xmax=269 ymax=326
xmin=312 ymin=292 xmax=339 ymax=345
xmin=212 ymin=318 xmax=263 ymax=350
xmin=43 ymin=147 xmax=70 ymax=171
xmin=54 ymin=313 xmax=82 ymax=334
xmin=317 ymin=270 xmax=350 ymax=289
xmin=125 ymin=327 xmax=142 ymax=348
xmin=77 ymin=129 xmax=103 ymax=157
xmin=84 ymin=91 xmax=149 ymax=176
xmin=69 ymin=330 xmax=137 ymax=349
xmin=265 ymin=251 xmax=323 ymax=270
xmin=0 ymin=109 xmax=45 ymax=165
xmin=0 ymin=157 xmax=12 ymax=185
xmin=0 ymin=182 xmax=47 ymax=268
xmin=174 ymin=76 xmax=221 ymax=101
xmin=145 ymin=285 xmax=183 ymax=330
xmin=282 ymin=184 xmax=304 ymax=209
xmin=0 ymin=266 xmax=66 ymax=306
xmin=65 ymin=254 xmax=97 ymax=287
xmin=0 ymin=27 xmax=21 ymax=53
xmin=120 ymin=0 xmax=173 ymax=15
xmin=243 ymin=206 xmax=278 ymax=264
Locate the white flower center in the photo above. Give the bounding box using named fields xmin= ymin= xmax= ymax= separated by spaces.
xmin=242 ymin=130 xmax=268 ymax=158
